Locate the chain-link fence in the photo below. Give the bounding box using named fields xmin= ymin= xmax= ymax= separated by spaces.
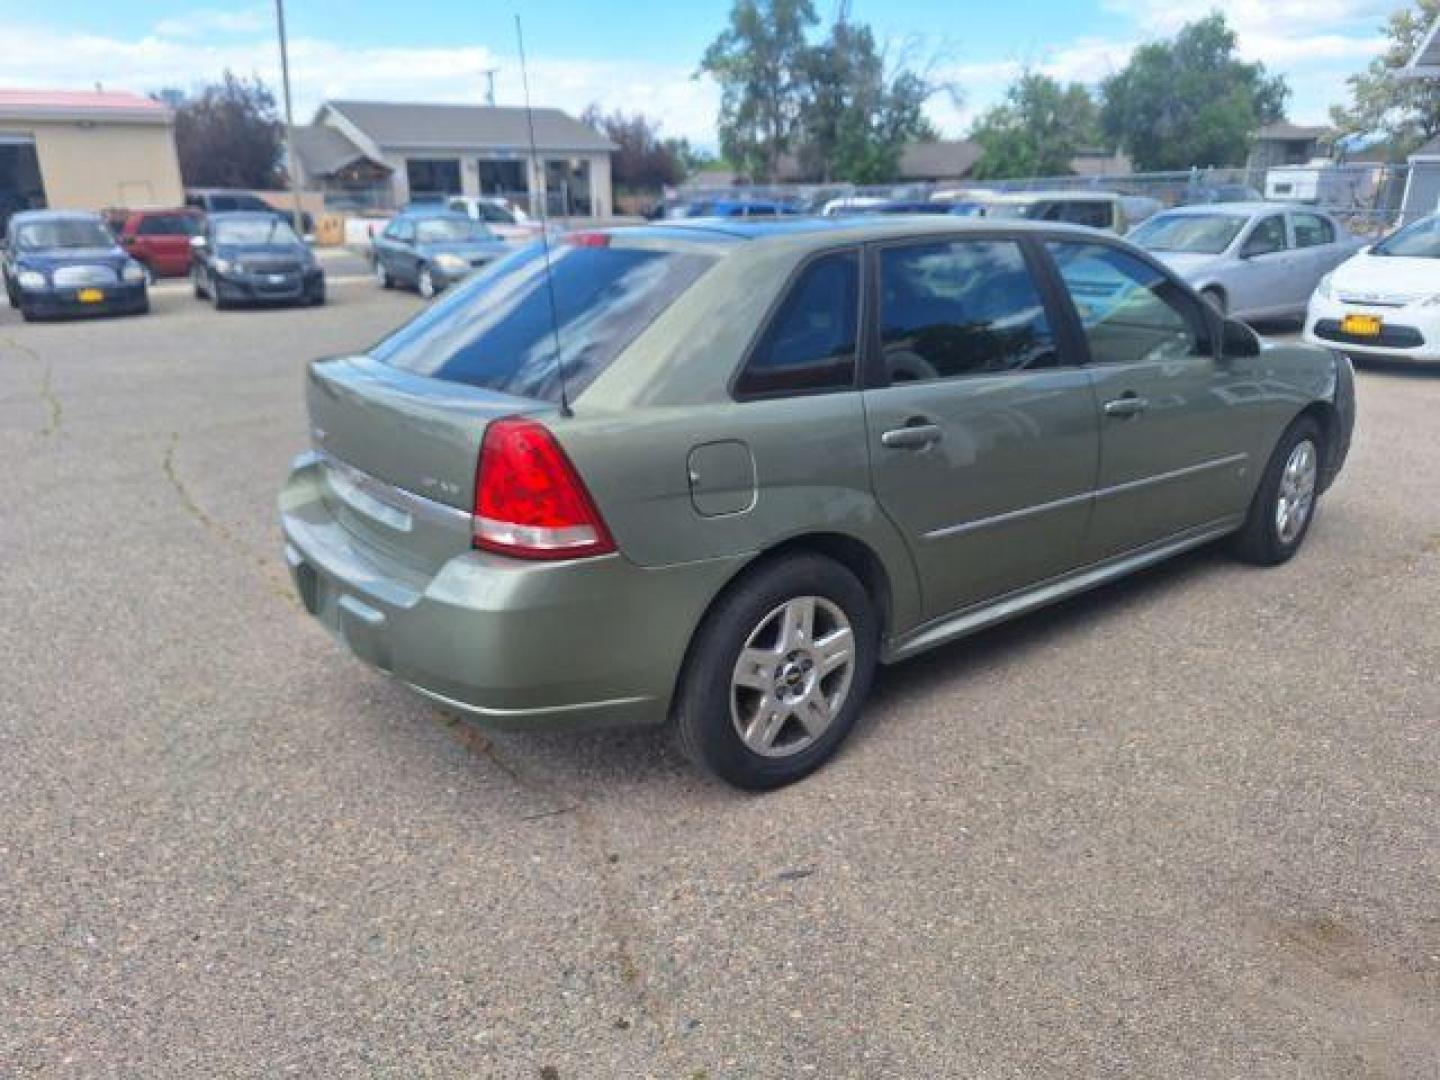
xmin=677 ymin=163 xmax=1420 ymax=237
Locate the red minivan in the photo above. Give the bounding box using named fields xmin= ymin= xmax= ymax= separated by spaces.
xmin=107 ymin=209 xmax=203 ymax=278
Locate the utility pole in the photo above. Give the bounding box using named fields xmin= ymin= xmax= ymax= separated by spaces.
xmin=482 ymin=68 xmax=499 ymax=107
xmin=274 ymin=0 xmax=305 ymax=234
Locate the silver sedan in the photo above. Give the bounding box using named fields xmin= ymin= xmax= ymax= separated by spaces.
xmin=1128 ymin=203 xmax=1362 ymax=322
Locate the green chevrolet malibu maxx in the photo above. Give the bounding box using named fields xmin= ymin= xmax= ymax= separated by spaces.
xmin=280 ymin=217 xmax=1354 ymax=789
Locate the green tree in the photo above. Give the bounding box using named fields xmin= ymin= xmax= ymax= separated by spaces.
xmin=698 ymin=0 xmax=819 ymax=181
xmin=968 ymin=73 xmax=1098 ymax=180
xmin=1330 ymin=0 xmax=1440 ymax=156
xmin=795 ymin=13 xmax=938 ymax=183
xmin=1100 ymin=14 xmax=1288 ymax=170
xmin=167 ymin=71 xmax=284 ymax=188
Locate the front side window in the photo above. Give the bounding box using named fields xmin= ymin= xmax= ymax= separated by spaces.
xmin=736 ymin=252 xmax=859 ymax=397
xmin=372 ymin=242 xmax=716 ymax=402
xmin=1291 ymin=212 xmax=1336 ymax=248
xmin=1242 ymin=216 xmax=1288 ymax=256
xmin=1047 ymin=241 xmax=1209 ymax=366
xmin=878 ymin=239 xmax=1057 ymax=382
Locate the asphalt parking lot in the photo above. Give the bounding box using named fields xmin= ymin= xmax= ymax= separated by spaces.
xmin=2 ymin=270 xmax=1438 ymax=1079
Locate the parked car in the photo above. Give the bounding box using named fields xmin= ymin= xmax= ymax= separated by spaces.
xmin=372 ymin=211 xmax=509 ymax=298
xmin=190 ymin=211 xmax=324 ymax=309
xmin=1304 ymin=213 xmax=1440 ymax=363
xmin=820 ymin=195 xmax=890 ymax=217
xmin=105 ymin=207 xmax=202 ymax=278
xmin=185 ymin=189 xmax=314 ymax=235
xmin=961 ymin=191 xmax=1133 ymax=233
xmin=684 ymin=199 xmax=803 ymax=219
xmin=1177 ymin=183 xmax=1265 ymax=206
xmin=443 ymin=196 xmax=546 ymax=244
xmin=1129 ymin=203 xmax=1360 ymax=321
xmin=2 ymin=209 xmax=149 ymax=322
xmin=280 ymin=218 xmax=1354 ymax=790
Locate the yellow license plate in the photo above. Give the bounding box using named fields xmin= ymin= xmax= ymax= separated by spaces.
xmin=1341 ymin=313 xmax=1382 ymax=337
xmin=77 ymin=288 xmax=105 ymax=303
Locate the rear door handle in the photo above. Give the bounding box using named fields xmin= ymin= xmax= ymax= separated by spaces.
xmin=881 ymin=422 xmax=944 ymax=449
xmin=1103 ymin=395 xmax=1149 ymax=418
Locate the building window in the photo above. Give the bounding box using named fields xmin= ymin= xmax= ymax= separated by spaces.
xmin=544 ymin=158 xmax=592 ymax=217
xmin=406 ymin=158 xmax=461 ymax=198
xmin=477 ymin=159 xmax=528 ymax=201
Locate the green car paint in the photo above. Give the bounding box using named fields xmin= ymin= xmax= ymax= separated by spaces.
xmin=280 ymin=217 xmax=1354 ymax=769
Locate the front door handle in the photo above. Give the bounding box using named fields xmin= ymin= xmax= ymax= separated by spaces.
xmin=881 ymin=422 xmax=944 ymax=450
xmin=1103 ymin=394 xmax=1149 ymax=418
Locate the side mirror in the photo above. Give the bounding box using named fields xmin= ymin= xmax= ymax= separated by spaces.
xmin=1221 ymin=318 xmax=1261 ymax=359
xmin=189 ymin=235 xmax=207 ymax=249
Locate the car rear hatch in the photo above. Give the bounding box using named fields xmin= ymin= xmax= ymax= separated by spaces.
xmin=302 ymin=230 xmax=723 ymax=575
xmin=306 ymin=355 xmax=539 ymax=574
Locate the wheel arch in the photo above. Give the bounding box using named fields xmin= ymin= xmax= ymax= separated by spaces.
xmin=1293 ymin=398 xmax=1343 ymax=491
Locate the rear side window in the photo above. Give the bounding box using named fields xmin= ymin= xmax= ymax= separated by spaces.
xmin=878 ymin=239 xmax=1057 ymax=381
xmin=1292 ymin=213 xmax=1335 ymax=248
xmin=737 ymin=252 xmax=859 ymax=397
xmin=1042 ymin=201 xmax=1112 ymax=229
xmin=371 ymin=243 xmax=715 ymax=402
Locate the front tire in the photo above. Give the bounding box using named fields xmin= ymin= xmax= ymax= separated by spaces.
xmin=417 ymin=266 xmax=437 ymax=300
xmin=374 ymin=259 xmax=393 ymax=289
xmin=1229 ymin=416 xmax=1324 ymax=566
xmin=675 ymin=554 xmax=878 ymax=790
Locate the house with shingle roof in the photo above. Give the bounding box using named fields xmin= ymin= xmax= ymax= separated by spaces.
xmin=292 ymin=99 xmax=616 ymax=217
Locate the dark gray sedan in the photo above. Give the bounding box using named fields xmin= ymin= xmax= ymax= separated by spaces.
xmin=371 ymin=213 xmax=509 ymax=298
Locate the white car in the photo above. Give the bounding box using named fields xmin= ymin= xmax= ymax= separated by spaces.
xmin=443 ymin=196 xmax=546 ymax=244
xmin=1305 ymin=214 xmax=1440 ymax=363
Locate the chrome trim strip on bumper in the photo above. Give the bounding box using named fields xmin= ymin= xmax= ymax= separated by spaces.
xmin=923 ymin=453 xmax=1249 ymax=541
xmin=404 ymin=681 xmax=655 ymax=721
xmin=302 ymin=448 xmax=472 ymax=532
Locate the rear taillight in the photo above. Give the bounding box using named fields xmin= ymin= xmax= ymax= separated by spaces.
xmin=472 ymin=418 xmax=616 ymax=560
xmin=563 ymin=231 xmax=611 ymax=248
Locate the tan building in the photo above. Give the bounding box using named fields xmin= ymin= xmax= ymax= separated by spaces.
xmin=0 ymin=88 xmax=184 ymax=219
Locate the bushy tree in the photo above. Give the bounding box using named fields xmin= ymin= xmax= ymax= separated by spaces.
xmin=795 ymin=14 xmax=938 ymax=183
xmin=969 ymin=73 xmax=1098 ymax=180
xmin=168 ymin=71 xmax=284 ymax=188
xmin=698 ymin=0 xmax=818 ymax=181
xmin=1100 ymin=14 xmax=1288 ymax=170
xmin=582 ymin=106 xmax=688 ymax=190
xmin=1330 ymin=0 xmax=1440 ymax=156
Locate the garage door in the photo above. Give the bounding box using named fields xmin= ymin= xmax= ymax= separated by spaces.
xmin=0 ymin=132 xmax=46 ymax=229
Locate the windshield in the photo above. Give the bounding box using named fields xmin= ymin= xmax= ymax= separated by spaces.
xmin=1373 ymin=216 xmax=1440 ymax=258
xmin=213 ymin=217 xmax=300 ymax=246
xmin=1130 ymin=213 xmax=1246 ymax=254
xmin=15 ymin=219 xmax=114 ymax=250
xmin=371 ymin=242 xmax=716 ymax=402
xmin=415 ymin=217 xmax=492 ymax=243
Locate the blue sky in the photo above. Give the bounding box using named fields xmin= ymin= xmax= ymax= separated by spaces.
xmin=0 ymin=0 xmax=1401 ymax=147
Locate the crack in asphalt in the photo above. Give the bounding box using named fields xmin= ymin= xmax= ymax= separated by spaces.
xmin=443 ymin=717 xmax=676 ymax=1058
xmin=0 ymin=334 xmax=61 ymax=436
xmin=161 ymin=431 xmax=298 ymax=609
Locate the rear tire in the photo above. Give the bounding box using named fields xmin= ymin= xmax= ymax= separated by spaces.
xmin=417 ymin=266 xmax=436 ymax=300
xmin=674 ymin=554 xmax=878 ymax=790
xmin=1229 ymin=416 xmax=1324 ymax=566
xmin=192 ymin=267 xmax=208 ymax=300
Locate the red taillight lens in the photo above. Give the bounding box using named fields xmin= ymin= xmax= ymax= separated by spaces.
xmin=563 ymin=231 xmax=611 ymax=248
xmin=473 ymin=418 xmax=616 ymax=560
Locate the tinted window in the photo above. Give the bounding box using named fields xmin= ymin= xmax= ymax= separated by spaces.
xmin=137 ymin=214 xmax=198 ymax=236
xmin=476 ymin=203 xmax=515 ymax=224
xmin=878 ymin=240 xmax=1056 ymax=381
xmin=1047 ymin=200 xmax=1112 ymax=229
xmin=1291 ymin=212 xmax=1335 ymax=248
xmin=1047 ymin=242 xmax=1209 ymax=365
xmin=737 ymin=252 xmax=859 ymax=397
xmin=1243 ymin=216 xmax=1288 ymax=256
xmin=372 ymin=243 xmax=715 ymax=402
xmin=210 ymin=196 xmax=240 ymax=212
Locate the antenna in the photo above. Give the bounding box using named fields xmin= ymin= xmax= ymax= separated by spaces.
xmin=515 ymin=13 xmax=572 ymax=418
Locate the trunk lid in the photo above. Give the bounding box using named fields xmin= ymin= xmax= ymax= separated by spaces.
xmin=306 ymin=354 xmax=543 ymax=569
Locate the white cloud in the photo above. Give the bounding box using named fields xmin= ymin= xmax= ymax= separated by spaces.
xmin=0 ymin=21 xmax=722 ymax=145
xmin=152 ymin=7 xmax=271 ymax=40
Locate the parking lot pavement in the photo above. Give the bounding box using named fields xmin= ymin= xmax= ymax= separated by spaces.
xmin=2 ymin=289 xmax=1437 ymax=1078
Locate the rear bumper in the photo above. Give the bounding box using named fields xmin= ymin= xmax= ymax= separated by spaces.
xmin=279 ymin=453 xmax=744 ymax=731
xmin=21 ymin=283 xmax=147 ymax=317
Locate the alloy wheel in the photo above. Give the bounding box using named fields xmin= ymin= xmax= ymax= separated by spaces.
xmin=729 ymin=596 xmax=855 ymax=758
xmin=1275 ymin=438 xmax=1318 ymax=545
